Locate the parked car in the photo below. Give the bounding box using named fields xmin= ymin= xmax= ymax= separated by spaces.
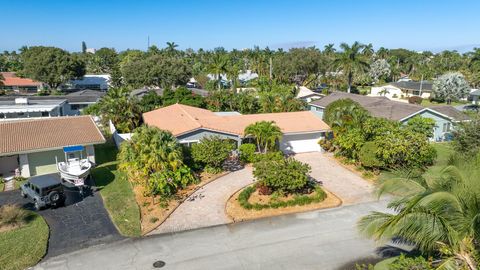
xmin=20 ymin=175 xmax=65 ymax=210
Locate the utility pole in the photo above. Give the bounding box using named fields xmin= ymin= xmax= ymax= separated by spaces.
xmin=147 ymin=36 xmax=150 ymax=50
xmin=419 ymin=74 xmax=424 ymax=96
xmin=269 ymin=57 xmax=273 ymax=80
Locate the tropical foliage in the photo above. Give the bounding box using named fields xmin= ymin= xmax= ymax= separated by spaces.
xmin=118 ymin=126 xmax=197 ymax=197
xmin=244 ymin=121 xmax=282 ymax=153
xmin=432 ymin=72 xmax=470 ymax=104
xmin=191 ymin=136 xmax=234 ymax=173
xmin=453 ymin=116 xmax=480 ymax=156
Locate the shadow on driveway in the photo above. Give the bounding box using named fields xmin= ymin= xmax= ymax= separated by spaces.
xmin=0 ymin=175 xmax=123 ymax=258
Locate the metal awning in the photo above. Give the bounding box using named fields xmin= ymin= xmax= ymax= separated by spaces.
xmin=63 ymin=145 xmax=84 ymax=153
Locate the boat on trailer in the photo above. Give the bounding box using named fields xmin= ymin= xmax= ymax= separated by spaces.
xmin=56 ymin=145 xmax=91 ymax=187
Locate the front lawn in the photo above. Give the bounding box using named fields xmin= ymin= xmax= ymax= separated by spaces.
xmin=422 ymin=142 xmax=455 ymax=179
xmin=92 ymin=140 xmax=142 ymax=237
xmin=0 ymin=211 xmax=49 ymax=270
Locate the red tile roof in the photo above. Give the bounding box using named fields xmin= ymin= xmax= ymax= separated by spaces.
xmin=0 ymin=116 xmax=105 ymax=155
xmin=1 ymin=72 xmax=43 ymax=87
xmin=143 ymin=104 xmax=330 ymax=137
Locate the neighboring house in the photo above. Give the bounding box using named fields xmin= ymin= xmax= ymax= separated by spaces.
xmin=0 ymin=91 xmax=104 ymax=119
xmin=0 ymin=116 xmax=105 ymax=178
xmin=370 ymin=80 xmax=433 ymax=99
xmin=142 ymin=104 xmax=330 ymax=154
xmin=206 ymin=70 xmax=259 ymax=84
xmin=0 ymin=72 xmax=45 ymax=94
xmin=0 ymin=97 xmax=67 ymax=120
xmin=309 ymin=92 xmax=469 ymax=142
xmin=469 ymin=89 xmax=480 ymax=104
xmin=296 ymin=86 xmax=324 ymax=103
xmin=69 ymin=74 xmax=110 ymax=91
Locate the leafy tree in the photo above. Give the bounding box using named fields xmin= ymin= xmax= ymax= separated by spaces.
xmin=239 ymin=143 xmax=256 ymax=163
xmin=405 ymin=116 xmax=436 ymax=138
xmin=244 ymin=121 xmax=282 ymax=153
xmin=253 ymin=157 xmax=311 ymax=193
xmin=0 ymin=72 xmax=4 ymax=86
xmin=358 ymin=158 xmax=480 ymax=269
xmin=358 ymin=141 xmax=383 ymax=168
xmin=89 ymin=47 xmax=119 ymax=74
xmin=191 ymin=136 xmax=234 ymax=173
xmin=432 ymin=72 xmax=470 ymax=104
xmin=118 ymin=126 xmax=196 ymax=197
xmin=81 ymin=41 xmax=87 ymax=54
xmin=273 ymin=47 xmax=324 ymax=85
xmin=453 ymin=116 xmax=480 ymax=156
xmin=162 ymin=87 xmax=205 ymax=108
xmin=368 ymin=59 xmax=391 ymax=84
xmin=20 ymin=46 xmax=85 ymax=88
xmin=332 ymin=42 xmax=370 ymax=93
xmin=333 ymin=128 xmax=365 ymax=159
xmin=138 ymin=91 xmax=163 ymax=112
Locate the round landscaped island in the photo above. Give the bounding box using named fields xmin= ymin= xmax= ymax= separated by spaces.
xmin=226 ymin=153 xmax=342 ymax=221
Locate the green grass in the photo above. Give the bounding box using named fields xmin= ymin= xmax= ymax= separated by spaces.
xmin=420 ymin=99 xmax=467 ymax=107
xmin=92 ymin=140 xmax=142 ymax=237
xmin=0 ymin=212 xmax=49 ymax=270
xmin=423 ymin=143 xmax=455 ymax=179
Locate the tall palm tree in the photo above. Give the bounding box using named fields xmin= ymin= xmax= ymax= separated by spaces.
xmin=166 ymin=42 xmax=178 ymax=53
xmin=207 ymin=54 xmax=229 ymax=90
xmin=323 ymin=44 xmax=336 ymax=56
xmin=244 ymin=121 xmax=282 ymax=153
xmin=358 ymin=164 xmax=480 ymax=269
xmin=332 ymin=41 xmax=370 ymax=93
xmin=362 ymin=43 xmax=374 ymax=57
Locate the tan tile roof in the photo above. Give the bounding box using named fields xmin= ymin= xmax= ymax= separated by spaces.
xmin=143 ymin=104 xmax=330 ymax=137
xmin=0 ymin=72 xmax=43 ymax=87
xmin=0 ymin=116 xmax=105 ymax=155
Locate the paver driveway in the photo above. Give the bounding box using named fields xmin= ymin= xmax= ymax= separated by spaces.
xmin=294 ymin=152 xmax=375 ymax=205
xmin=152 ymin=152 xmax=375 ymax=235
xmin=151 ymin=167 xmax=254 ymax=234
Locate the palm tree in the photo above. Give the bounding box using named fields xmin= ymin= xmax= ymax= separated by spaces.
xmin=166 ymin=42 xmax=178 ymax=54
xmin=323 ymin=44 xmax=336 ymax=56
xmin=207 ymin=54 xmax=229 ymax=90
xmin=332 ymin=41 xmax=370 ymax=93
xmin=358 ymin=164 xmax=480 ymax=269
xmin=99 ymin=88 xmax=142 ymax=133
xmin=244 ymin=121 xmax=282 ymax=153
xmin=362 ymin=43 xmax=374 ymax=57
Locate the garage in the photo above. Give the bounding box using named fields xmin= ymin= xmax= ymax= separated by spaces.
xmin=280 ymin=132 xmax=325 ymax=154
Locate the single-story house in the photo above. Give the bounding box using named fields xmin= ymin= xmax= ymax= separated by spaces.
xmin=69 ymin=74 xmax=110 ymax=91
xmin=0 ymin=116 xmax=105 ymax=178
xmin=0 ymin=72 xmax=45 ymax=94
xmin=296 ymin=86 xmax=324 ymax=103
xmin=309 ymin=92 xmax=469 ymax=142
xmin=130 ymin=87 xmax=210 ymax=98
xmin=370 ymin=80 xmax=433 ymax=99
xmin=142 ymin=104 xmax=330 ymax=154
xmin=0 ymin=91 xmax=104 ymax=120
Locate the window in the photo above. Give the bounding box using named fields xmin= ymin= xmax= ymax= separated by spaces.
xmin=71 ymin=104 xmax=80 ymax=110
xmin=442 ymin=123 xmax=451 ymax=132
xmin=41 ymin=111 xmax=49 ymax=117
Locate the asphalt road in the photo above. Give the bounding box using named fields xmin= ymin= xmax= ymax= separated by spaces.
xmin=36 ymin=199 xmax=389 ymax=270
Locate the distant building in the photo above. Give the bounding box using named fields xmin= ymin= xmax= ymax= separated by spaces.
xmin=370 ymin=81 xmax=433 ymax=99
xmin=296 ymin=86 xmax=324 ymax=103
xmin=0 ymin=72 xmax=45 ymax=94
xmin=86 ymin=48 xmax=96 ymax=54
xmin=69 ymin=74 xmax=110 ymax=91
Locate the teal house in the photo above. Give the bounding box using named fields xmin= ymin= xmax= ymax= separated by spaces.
xmin=308 ymin=92 xmax=470 ymax=142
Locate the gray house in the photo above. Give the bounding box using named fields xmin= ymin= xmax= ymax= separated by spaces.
xmin=309 ymin=92 xmax=469 ymax=142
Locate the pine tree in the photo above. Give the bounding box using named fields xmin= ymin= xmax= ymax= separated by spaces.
xmin=82 ymin=41 xmax=87 ymax=54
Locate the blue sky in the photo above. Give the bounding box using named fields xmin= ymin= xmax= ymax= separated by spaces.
xmin=2 ymin=0 xmax=480 ymax=52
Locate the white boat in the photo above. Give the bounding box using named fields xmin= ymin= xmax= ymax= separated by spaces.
xmin=56 ymin=146 xmax=91 ymax=187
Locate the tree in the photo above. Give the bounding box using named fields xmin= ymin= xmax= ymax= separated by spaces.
xmin=162 ymin=87 xmax=205 ymax=108
xmin=405 ymin=116 xmax=436 ymax=138
xmin=191 ymin=136 xmax=234 ymax=173
xmin=0 ymin=72 xmax=4 ymax=86
xmin=118 ymin=126 xmax=196 ymax=197
xmin=253 ymin=157 xmax=311 ymax=193
xmin=166 ymin=42 xmax=178 ymax=54
xmin=332 ymin=42 xmax=370 ymax=93
xmin=358 ymin=160 xmax=480 ymax=269
xmin=369 ymin=59 xmax=391 ymax=84
xmin=453 ymin=116 xmax=480 ymax=156
xmin=432 ymin=72 xmax=470 ymax=104
xmin=89 ymin=47 xmax=119 ymax=74
xmin=81 ymin=41 xmax=87 ymax=54
xmin=20 ymin=46 xmax=85 ymax=89
xmin=323 ymin=98 xmax=370 ymax=131
xmin=207 ymin=54 xmax=229 ymax=90
xmin=244 ymin=121 xmax=282 ymax=153
xmin=138 ymin=91 xmax=163 ymax=112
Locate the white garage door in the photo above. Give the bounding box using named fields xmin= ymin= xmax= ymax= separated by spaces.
xmin=280 ymin=132 xmax=324 ymax=154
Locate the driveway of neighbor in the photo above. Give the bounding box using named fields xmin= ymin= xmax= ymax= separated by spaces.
xmin=294 ymin=152 xmax=375 ymax=205
xmin=36 ymin=199 xmax=390 ymax=270
xmin=152 ymin=152 xmax=374 ymax=235
xmin=0 ymin=175 xmax=122 ymax=258
xmin=151 ymin=167 xmax=254 ymax=234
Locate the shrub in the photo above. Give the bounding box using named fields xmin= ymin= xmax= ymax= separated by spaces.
xmin=358 ymin=142 xmax=384 ymax=168
xmin=318 ymin=138 xmax=335 ymax=152
xmin=388 ymin=254 xmax=433 ymax=270
xmin=238 ymin=185 xmax=326 ymax=210
xmin=253 ymin=157 xmax=311 ymax=193
xmin=0 ymin=205 xmax=29 ymax=229
xmin=239 ymin=143 xmax=256 ymax=163
xmin=406 ymin=116 xmax=436 ymax=138
xmin=191 ymin=136 xmax=234 ymax=173
xmin=408 ymin=96 xmax=423 ymax=104
xmin=252 ymin=151 xmax=284 ymax=163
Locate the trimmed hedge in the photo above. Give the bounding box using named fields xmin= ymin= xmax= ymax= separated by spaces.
xmin=238 ymin=185 xmax=326 ymax=210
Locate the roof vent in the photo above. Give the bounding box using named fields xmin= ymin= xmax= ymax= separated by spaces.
xmin=15 ymin=97 xmax=29 ymax=105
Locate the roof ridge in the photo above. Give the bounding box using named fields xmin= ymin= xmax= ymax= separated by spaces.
xmin=176 ymin=104 xmax=203 ymax=128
